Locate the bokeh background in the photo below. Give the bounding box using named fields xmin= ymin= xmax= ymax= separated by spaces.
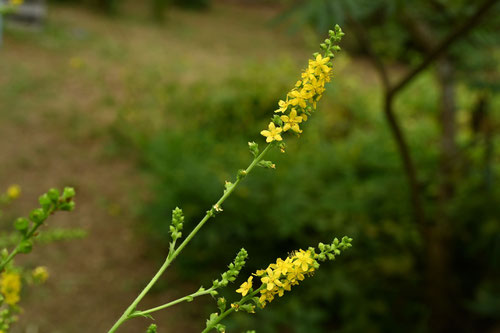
xmin=0 ymin=0 xmax=499 ymax=332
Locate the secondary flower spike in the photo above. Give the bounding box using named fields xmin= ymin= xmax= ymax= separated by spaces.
xmin=260 ymin=25 xmax=344 ymax=142
xmin=235 ymin=236 xmax=352 ymax=309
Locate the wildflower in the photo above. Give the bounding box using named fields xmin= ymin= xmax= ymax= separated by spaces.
xmin=309 ymin=54 xmax=331 ymax=75
xmin=10 ymin=0 xmax=23 ymax=5
xmin=32 ymin=266 xmax=49 ymax=283
xmin=261 ymin=268 xmax=282 ymax=291
xmin=6 ymin=185 xmax=21 ymax=200
xmin=261 ymin=27 xmax=343 ymax=143
xmin=260 ymin=123 xmax=283 ymax=143
xmin=275 ymin=100 xmax=289 ymax=113
xmin=250 ymin=249 xmax=319 ymax=308
xmin=236 ymin=276 xmax=253 ymax=296
xmin=1 ymin=272 xmax=21 ymax=306
xmin=293 ymin=249 xmax=315 ymax=272
xmin=280 ymin=109 xmax=303 ymax=133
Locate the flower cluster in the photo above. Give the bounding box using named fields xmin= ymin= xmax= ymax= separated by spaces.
xmin=212 ymin=248 xmax=248 ymax=290
xmin=0 ymin=272 xmax=20 ymax=306
xmin=235 ymin=237 xmax=352 ymax=310
xmin=260 ymin=25 xmax=344 ymax=143
xmin=255 ymin=249 xmax=318 ymax=307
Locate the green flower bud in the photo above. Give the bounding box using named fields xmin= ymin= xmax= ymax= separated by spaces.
xmin=237 ymin=169 xmax=247 ymax=180
xmin=257 ymin=160 xmax=276 ymax=169
xmin=39 ymin=194 xmax=52 ymax=212
xmin=59 ymin=201 xmax=76 ymax=211
xmin=14 ymin=217 xmax=29 ymax=232
xmin=272 ymin=115 xmax=283 ymax=127
xmin=248 ymin=141 xmax=259 ymax=157
xmin=29 ymin=208 xmax=47 ymax=224
xmin=47 ymin=188 xmax=60 ymax=202
xmin=62 ymin=187 xmax=76 ymax=200
xmin=146 ymin=324 xmax=157 ymax=333
xmin=18 ymin=239 xmax=33 ymax=253
xmin=217 ymin=297 xmax=226 ymax=312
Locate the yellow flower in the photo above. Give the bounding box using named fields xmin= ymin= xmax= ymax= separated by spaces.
xmin=6 ymin=185 xmax=21 ymax=200
xmin=32 ymin=266 xmax=49 ymax=283
xmin=293 ymin=249 xmax=315 ymax=272
xmin=236 ymin=276 xmax=253 ymax=296
xmin=1 ymin=272 xmax=21 ymax=306
xmin=287 ymin=90 xmax=307 ymax=109
xmin=10 ymin=0 xmax=23 ymax=5
xmin=260 ymin=122 xmax=283 ymax=143
xmin=269 ymin=257 xmax=293 ymax=276
xmin=261 ymin=268 xmax=282 ymax=291
xmin=275 ymin=99 xmax=289 ymax=113
xmin=281 ymin=109 xmax=303 ymax=133
xmin=258 ymin=290 xmax=275 ymax=308
xmin=310 ymin=54 xmax=331 ymax=75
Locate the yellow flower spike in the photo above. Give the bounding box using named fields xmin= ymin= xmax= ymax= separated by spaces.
xmin=236 ymin=276 xmax=253 ymax=297
xmin=260 ymin=122 xmax=283 ymax=143
xmin=1 ymin=272 xmax=21 ymax=306
xmin=6 ymin=185 xmax=21 ymax=200
xmin=10 ymin=0 xmax=23 ymax=5
xmin=281 ymin=109 xmax=303 ymax=133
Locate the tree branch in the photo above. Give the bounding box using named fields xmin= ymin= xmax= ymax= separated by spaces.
xmin=389 ymin=0 xmax=500 ymax=98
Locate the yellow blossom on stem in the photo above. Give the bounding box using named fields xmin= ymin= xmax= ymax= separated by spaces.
xmin=275 ymin=99 xmax=289 ymax=113
xmin=281 ymin=109 xmax=303 ymax=133
xmin=1 ymin=272 xmax=21 ymax=306
xmin=260 ymin=122 xmax=283 ymax=143
xmin=236 ymin=276 xmax=253 ymax=296
xmin=293 ymin=249 xmax=316 ymax=272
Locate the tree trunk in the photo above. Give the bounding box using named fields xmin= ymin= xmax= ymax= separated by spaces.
xmin=426 ymin=56 xmax=459 ymax=333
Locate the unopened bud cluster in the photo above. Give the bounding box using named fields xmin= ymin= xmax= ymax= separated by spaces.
xmin=212 ymin=248 xmax=248 ymax=290
xmin=11 ymin=187 xmax=75 ymax=255
xmin=169 ymin=207 xmax=184 ymax=243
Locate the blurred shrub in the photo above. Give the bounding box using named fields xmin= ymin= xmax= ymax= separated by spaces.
xmin=49 ymin=0 xmax=121 ymax=15
xmin=171 ymin=0 xmax=210 ymax=10
xmin=112 ymin=57 xmax=500 ymax=332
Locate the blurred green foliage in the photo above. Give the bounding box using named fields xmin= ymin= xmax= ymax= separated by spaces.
xmin=49 ymin=0 xmax=210 ymax=16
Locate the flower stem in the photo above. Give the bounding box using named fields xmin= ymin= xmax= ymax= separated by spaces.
xmin=202 ymin=286 xmax=265 ymax=333
xmin=107 ymin=143 xmax=274 ymax=333
xmin=130 ymin=287 xmax=214 ymax=319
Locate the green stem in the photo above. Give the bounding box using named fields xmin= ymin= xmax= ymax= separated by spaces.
xmin=107 ymin=144 xmax=274 ymax=333
xmin=130 ymin=287 xmax=214 ymax=318
xmin=0 ymin=206 xmax=56 ymax=272
xmin=202 ymin=286 xmax=265 ymax=333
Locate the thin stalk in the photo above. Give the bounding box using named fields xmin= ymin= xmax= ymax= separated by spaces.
xmin=202 ymin=286 xmax=265 ymax=333
xmin=130 ymin=287 xmax=214 ymax=318
xmin=0 ymin=206 xmax=56 ymax=272
xmin=107 ymin=144 xmax=274 ymax=333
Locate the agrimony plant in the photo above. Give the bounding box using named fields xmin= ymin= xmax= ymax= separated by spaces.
xmin=109 ymin=25 xmax=351 ymax=333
